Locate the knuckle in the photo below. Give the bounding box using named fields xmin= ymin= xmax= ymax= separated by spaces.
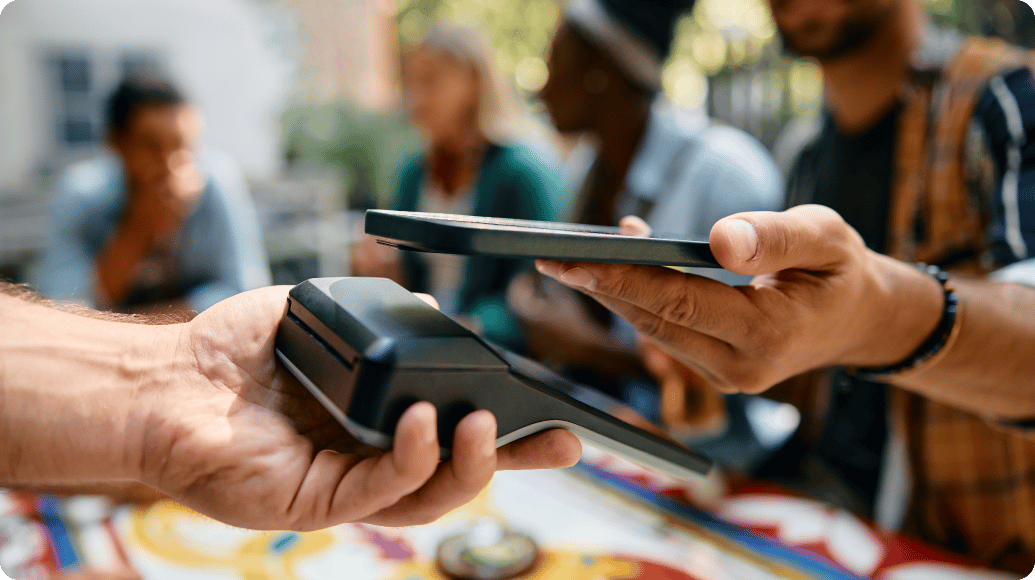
xmin=398 ymin=455 xmax=436 ymax=485
xmin=634 ymin=312 xmax=668 ymax=341
xmin=819 ymin=216 xmax=851 ymax=246
xmin=409 ymin=508 xmax=446 ymax=526
xmin=724 ymin=365 xmax=766 ymax=394
xmin=290 ymin=518 xmax=320 ymax=533
xmin=805 ymin=203 xmax=840 ymax=222
xmin=451 ymin=450 xmax=495 ymax=489
xmin=657 ymin=293 xmax=702 ymax=328
xmin=721 ymin=364 xmax=753 ymax=390
xmin=765 ymin=222 xmax=794 ymax=264
xmin=710 ymin=380 xmax=741 ymax=395
xmin=652 ymin=321 xmax=685 ymax=348
xmin=598 ymin=268 xmax=635 ymax=297
xmin=455 ymin=472 xmax=491 ymax=496
xmin=283 ymin=506 xmax=319 ymax=532
xmin=752 ymin=331 xmax=787 ymax=361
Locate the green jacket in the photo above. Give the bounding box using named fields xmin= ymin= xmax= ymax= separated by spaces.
xmin=395 ymin=143 xmax=561 ymax=349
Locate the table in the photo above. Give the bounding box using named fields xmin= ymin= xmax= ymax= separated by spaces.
xmin=0 ymin=446 xmax=1021 ymax=580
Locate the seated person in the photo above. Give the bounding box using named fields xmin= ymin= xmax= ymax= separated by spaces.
xmin=542 ymin=0 xmax=782 ymax=247
xmin=536 ymin=0 xmax=1035 ymax=570
xmin=512 ymin=0 xmax=785 ymax=464
xmin=39 ymin=75 xmax=270 ymax=316
xmin=351 ymin=24 xmax=563 ymax=349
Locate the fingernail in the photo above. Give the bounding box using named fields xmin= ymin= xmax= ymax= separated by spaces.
xmin=413 ymin=403 xmax=437 ymax=444
xmin=535 ymin=260 xmax=558 ymax=277
xmin=558 ymin=267 xmax=595 ymax=290
xmin=725 ymin=219 xmax=758 ymax=261
xmin=482 ymin=434 xmax=497 ymax=458
xmin=473 ymin=412 xmax=497 ymax=457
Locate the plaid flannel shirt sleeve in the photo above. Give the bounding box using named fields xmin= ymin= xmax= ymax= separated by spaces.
xmin=900 ymin=68 xmax=1035 ymax=573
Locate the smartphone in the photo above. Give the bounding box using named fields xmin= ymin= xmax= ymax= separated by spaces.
xmin=364 ymin=210 xmax=719 ymax=268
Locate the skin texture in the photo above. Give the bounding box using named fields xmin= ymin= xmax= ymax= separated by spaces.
xmin=537 ymin=209 xmax=1035 ymax=420
xmin=0 ymin=285 xmax=582 ymax=531
xmin=95 ymin=104 xmax=206 ymax=312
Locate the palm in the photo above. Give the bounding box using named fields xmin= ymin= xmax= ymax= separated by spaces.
xmin=139 ymin=286 xmax=580 ymax=531
xmin=136 ymin=287 xmax=332 ymax=529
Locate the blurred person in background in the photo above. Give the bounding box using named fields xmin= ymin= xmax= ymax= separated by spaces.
xmin=511 ymin=0 xmax=787 ymax=469
xmin=38 ymin=75 xmax=271 ymax=317
xmin=540 ymin=0 xmax=782 ymax=240
xmin=537 ymin=0 xmax=1035 ymax=572
xmin=351 ymin=24 xmax=564 ymax=350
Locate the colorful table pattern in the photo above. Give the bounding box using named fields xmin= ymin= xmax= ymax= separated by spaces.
xmin=0 ymin=446 xmax=1025 ymax=580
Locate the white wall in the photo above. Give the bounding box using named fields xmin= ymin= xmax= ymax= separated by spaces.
xmin=0 ymin=0 xmax=297 ymax=195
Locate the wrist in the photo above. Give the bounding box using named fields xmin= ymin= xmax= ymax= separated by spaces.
xmin=123 ymin=322 xmax=193 ymax=486
xmin=845 ymin=254 xmax=944 ymax=368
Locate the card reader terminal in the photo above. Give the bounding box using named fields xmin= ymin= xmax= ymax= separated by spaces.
xmin=274 ymin=278 xmax=713 ymax=481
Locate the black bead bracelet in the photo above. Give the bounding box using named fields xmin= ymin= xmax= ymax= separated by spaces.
xmin=852 ymin=264 xmax=959 ymax=381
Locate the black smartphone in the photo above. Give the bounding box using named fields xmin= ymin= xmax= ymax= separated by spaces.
xmin=364 ymin=210 xmax=719 ymax=268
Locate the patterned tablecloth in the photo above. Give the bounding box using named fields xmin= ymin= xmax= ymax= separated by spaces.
xmin=0 ymin=446 xmax=1026 ymax=580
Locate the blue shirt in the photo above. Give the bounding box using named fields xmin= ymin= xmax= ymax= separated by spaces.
xmin=611 ymin=99 xmax=785 ymax=286
xmin=620 ymin=100 xmax=784 ymax=234
xmin=38 ymin=151 xmax=271 ymax=312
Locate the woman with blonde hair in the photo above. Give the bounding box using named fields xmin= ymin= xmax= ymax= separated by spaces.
xmin=353 ymin=23 xmax=563 ymax=349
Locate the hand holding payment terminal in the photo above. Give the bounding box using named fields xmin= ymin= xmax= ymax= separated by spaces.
xmin=275 ymin=278 xmax=713 ymax=481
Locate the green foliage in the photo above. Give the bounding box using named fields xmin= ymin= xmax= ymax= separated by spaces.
xmin=925 ymin=0 xmax=1034 ymax=47
xmin=396 ymin=0 xmax=560 ymax=93
xmin=282 ymin=103 xmax=419 ymax=207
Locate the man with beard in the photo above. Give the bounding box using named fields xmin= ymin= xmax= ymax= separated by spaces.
xmin=535 ymin=0 xmax=1035 ymax=573
xmin=771 ymin=0 xmax=1035 ymax=572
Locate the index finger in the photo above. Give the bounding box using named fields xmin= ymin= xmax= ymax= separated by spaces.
xmin=496 ymin=428 xmax=582 ymax=471
xmin=534 ymin=260 xmax=757 ymax=343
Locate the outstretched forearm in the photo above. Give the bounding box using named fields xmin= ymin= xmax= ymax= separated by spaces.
xmin=892 ymin=279 xmax=1035 ymax=420
xmin=0 ymin=282 xmax=583 ymax=531
xmin=0 ymin=286 xmax=182 ymax=486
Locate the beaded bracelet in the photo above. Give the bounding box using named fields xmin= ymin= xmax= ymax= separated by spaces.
xmin=852 ymin=264 xmax=959 ymax=381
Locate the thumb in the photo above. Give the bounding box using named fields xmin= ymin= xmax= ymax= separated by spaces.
xmin=618 ymin=215 xmax=652 ymax=238
xmin=709 ymin=205 xmax=862 ymax=277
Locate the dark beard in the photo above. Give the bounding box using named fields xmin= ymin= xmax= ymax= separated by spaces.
xmin=780 ymin=3 xmax=895 ymax=61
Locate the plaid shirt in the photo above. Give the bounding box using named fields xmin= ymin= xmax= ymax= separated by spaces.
xmin=782 ymin=34 xmax=1035 ymax=574
xmin=889 ymin=36 xmax=1035 ymax=574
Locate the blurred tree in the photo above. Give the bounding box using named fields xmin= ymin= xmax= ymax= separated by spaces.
xmin=396 ymin=0 xmax=560 ymax=94
xmin=929 ymin=0 xmax=1034 ymax=46
xmin=281 ymin=103 xmax=418 ymax=208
